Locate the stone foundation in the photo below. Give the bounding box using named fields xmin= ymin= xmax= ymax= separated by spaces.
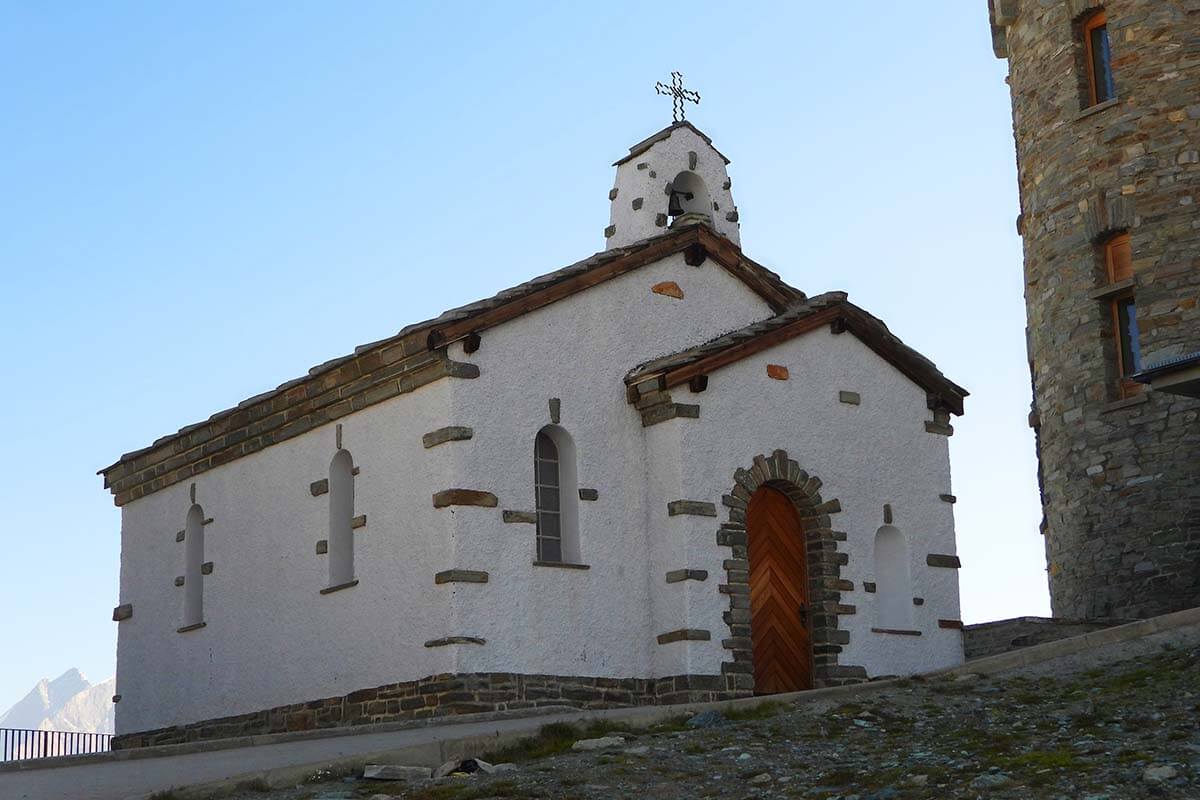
xmin=111 ymin=671 xmax=751 ymax=750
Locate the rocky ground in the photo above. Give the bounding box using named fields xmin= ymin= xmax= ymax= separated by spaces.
xmin=207 ymin=642 xmax=1199 ymax=800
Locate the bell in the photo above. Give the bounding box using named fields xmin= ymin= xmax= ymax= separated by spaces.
xmin=667 ymin=190 xmax=694 ymax=217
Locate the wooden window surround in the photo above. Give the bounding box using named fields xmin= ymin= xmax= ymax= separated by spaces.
xmin=1082 ymin=9 xmax=1116 ymax=107
xmin=1100 ymin=232 xmax=1142 ymax=398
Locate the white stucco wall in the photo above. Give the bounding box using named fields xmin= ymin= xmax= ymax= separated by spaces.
xmin=666 ymin=329 xmax=964 ymax=678
xmin=114 ymin=242 xmax=963 ymax=736
xmin=114 ymin=380 xmax=458 ymax=734
xmin=606 ymin=126 xmax=740 ymax=249
xmin=114 ymin=252 xmax=775 ymax=735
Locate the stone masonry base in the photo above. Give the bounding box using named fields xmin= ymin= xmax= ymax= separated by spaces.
xmin=111 ymin=672 xmax=752 ymax=750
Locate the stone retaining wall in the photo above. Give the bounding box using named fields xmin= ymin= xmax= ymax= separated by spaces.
xmin=111 ymin=672 xmax=750 ymax=750
xmin=963 ymin=616 xmax=1134 ymax=661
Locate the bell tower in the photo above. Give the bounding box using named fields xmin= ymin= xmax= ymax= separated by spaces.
xmin=604 ymin=121 xmax=741 ymax=250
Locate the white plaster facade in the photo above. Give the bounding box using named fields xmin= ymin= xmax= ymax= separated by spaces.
xmin=109 ymin=125 xmax=964 ymax=738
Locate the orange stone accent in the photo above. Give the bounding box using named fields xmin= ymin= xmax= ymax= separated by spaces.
xmin=652 ymin=281 xmax=684 ymax=299
xmin=766 ymin=364 xmax=790 ymax=380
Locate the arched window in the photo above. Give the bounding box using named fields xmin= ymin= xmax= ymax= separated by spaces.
xmin=328 ymin=449 xmax=356 ymax=587
xmin=667 ymin=171 xmax=712 ymax=221
xmin=183 ymin=504 xmax=205 ymax=628
xmin=873 ymin=525 xmax=913 ymax=630
xmin=534 ymin=426 xmax=580 ymax=564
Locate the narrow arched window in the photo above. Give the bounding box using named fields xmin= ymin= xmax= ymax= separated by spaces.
xmin=328 ymin=449 xmax=355 ymax=587
xmin=874 ymin=525 xmax=913 ymax=630
xmin=183 ymin=504 xmax=205 ymax=628
xmin=534 ymin=426 xmax=580 ymax=564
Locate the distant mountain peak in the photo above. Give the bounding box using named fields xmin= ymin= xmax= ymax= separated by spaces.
xmin=0 ymin=669 xmax=113 ymax=734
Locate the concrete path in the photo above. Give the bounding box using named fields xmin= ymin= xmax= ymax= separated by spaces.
xmin=4 ymin=606 xmax=1198 ymax=800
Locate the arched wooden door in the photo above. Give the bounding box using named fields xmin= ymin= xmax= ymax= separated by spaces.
xmin=747 ymin=485 xmax=814 ymax=693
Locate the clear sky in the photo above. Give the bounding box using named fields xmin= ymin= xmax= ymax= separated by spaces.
xmin=0 ymin=2 xmax=1044 ymax=712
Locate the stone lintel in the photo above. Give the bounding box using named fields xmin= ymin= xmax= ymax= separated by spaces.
xmin=656 ymin=628 xmax=711 ymax=645
xmin=870 ymin=627 xmax=922 ymax=637
xmin=924 ymin=421 xmax=955 ymax=436
xmin=351 ymin=515 xmax=367 ymax=529
xmin=578 ymin=488 xmax=599 ymax=501
xmin=435 ymin=569 xmax=489 ymax=584
xmin=641 ymin=402 xmax=700 ymax=426
xmin=939 ymin=494 xmax=957 ymax=504
xmin=665 ymin=569 xmax=709 ymax=583
xmin=424 ymin=636 xmax=487 ymax=648
xmin=838 ymin=390 xmax=861 ymax=405
xmin=422 ymin=426 xmax=474 ymax=449
xmin=926 ymin=554 xmax=962 ymax=569
xmin=320 ymin=579 xmax=359 ymax=595
xmin=667 ymin=500 xmax=718 ymax=517
xmin=177 ymin=622 xmax=206 ymax=633
xmin=502 ymin=510 xmax=537 ymax=524
xmin=310 ymin=479 xmax=329 ymax=497
xmin=112 ymin=604 xmax=133 ymax=622
xmin=531 ymin=561 xmax=590 ymax=570
xmin=938 ymin=619 xmax=965 ymax=630
xmin=433 ymin=489 xmax=498 ymax=508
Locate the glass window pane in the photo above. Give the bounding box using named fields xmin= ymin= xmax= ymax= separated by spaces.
xmin=538 ymin=536 xmax=562 ymax=563
xmin=536 ymin=459 xmax=559 ymax=487
xmin=1091 ymin=26 xmax=1115 ymax=103
xmin=537 ymin=486 xmax=560 ymax=512
xmin=537 ymin=511 xmax=560 ymax=537
xmin=1117 ymin=298 xmax=1140 ymax=375
xmin=536 ymin=432 xmax=558 ymax=460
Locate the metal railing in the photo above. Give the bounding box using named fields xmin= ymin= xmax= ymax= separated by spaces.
xmin=1 ymin=727 xmax=113 ymax=761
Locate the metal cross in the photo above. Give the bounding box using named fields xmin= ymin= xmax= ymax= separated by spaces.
xmin=656 ymin=71 xmax=700 ymax=123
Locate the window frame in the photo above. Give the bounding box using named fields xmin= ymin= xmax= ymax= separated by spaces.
xmin=1100 ymin=232 xmax=1142 ymax=398
xmin=1082 ymin=9 xmax=1115 ymax=107
xmin=534 ymin=431 xmax=563 ymax=563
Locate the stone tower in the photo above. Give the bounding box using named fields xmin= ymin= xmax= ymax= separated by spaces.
xmin=987 ymin=1 xmax=1200 ymax=619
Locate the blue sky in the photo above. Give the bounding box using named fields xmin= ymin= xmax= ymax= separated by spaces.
xmin=0 ymin=2 xmax=1042 ymax=712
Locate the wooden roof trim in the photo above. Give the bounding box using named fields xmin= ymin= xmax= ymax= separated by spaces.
xmin=640 ymin=305 xmax=966 ymax=416
xmin=427 ymin=225 xmax=795 ymax=350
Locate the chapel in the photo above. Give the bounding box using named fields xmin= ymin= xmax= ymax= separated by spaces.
xmin=102 ymin=102 xmax=969 ymax=748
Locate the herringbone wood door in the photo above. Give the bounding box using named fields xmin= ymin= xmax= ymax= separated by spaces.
xmin=747 ymin=486 xmax=814 ymax=693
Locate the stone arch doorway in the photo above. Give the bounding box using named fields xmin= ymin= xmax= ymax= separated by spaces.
xmin=747 ymin=485 xmax=813 ymax=693
xmin=718 ymin=450 xmax=865 ymax=692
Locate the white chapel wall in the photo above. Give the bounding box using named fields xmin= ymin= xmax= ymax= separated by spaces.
xmin=114 ymin=379 xmax=457 ymax=735
xmin=671 ymin=329 xmax=964 ymax=678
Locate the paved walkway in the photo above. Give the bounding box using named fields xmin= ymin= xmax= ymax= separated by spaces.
xmin=3 ymin=607 xmax=1197 ymax=800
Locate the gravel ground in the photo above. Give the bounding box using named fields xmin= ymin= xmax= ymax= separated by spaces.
xmin=212 ymin=642 xmax=1199 ymax=800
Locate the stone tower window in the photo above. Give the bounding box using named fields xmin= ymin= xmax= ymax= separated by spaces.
xmin=534 ymin=426 xmax=581 ymax=564
xmin=1082 ymin=10 xmax=1116 ymax=106
xmin=1099 ymin=232 xmax=1142 ymax=398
